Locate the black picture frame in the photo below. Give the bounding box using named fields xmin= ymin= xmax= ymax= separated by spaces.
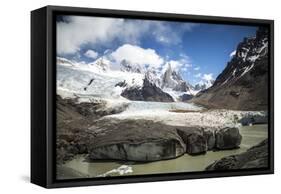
xmin=31 ymin=5 xmax=274 ymax=188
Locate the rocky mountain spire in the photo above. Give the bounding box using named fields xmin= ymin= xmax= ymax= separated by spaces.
xmin=161 ymin=63 xmax=193 ymax=93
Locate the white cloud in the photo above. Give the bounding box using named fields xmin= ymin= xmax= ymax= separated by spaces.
xmin=110 ymin=44 xmax=164 ymax=68
xmin=57 ymin=16 xmax=198 ymax=55
xmin=178 ymin=53 xmax=192 ymax=68
xmin=162 ymin=59 xmax=191 ymax=73
xmin=159 ymin=53 xmax=193 ymax=74
xmin=182 ymin=67 xmax=188 ymax=72
xmin=179 ymin=53 xmax=190 ymax=62
xmin=195 ymin=73 xmax=202 ymax=78
xmin=84 ymin=49 xmax=98 ymax=59
xmin=151 ymin=22 xmax=179 ymax=44
xmin=230 ymin=50 xmax=236 ymax=58
xmin=57 ymin=16 xmax=148 ymax=54
xmin=168 ymin=60 xmax=184 ymax=71
xmin=194 ymin=66 xmax=200 ymax=71
xmin=195 ymin=73 xmax=215 ymax=88
xmin=152 ymin=22 xmax=198 ymax=44
xmin=202 ymin=73 xmax=214 ymax=82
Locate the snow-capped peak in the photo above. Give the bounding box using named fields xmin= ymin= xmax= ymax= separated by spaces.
xmin=144 ymin=69 xmax=162 ymax=88
xmin=89 ymin=57 xmax=111 ymax=72
xmin=57 ymin=56 xmax=196 ymax=102
xmin=161 ymin=63 xmax=191 ymax=92
xmin=213 ymin=27 xmax=269 ymax=87
xmin=120 ymin=59 xmax=144 ymax=74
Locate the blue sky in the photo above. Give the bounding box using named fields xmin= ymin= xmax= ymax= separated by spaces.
xmin=57 ymin=15 xmax=258 ymax=85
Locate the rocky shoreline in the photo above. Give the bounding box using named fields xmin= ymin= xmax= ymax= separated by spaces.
xmin=206 ymin=138 xmax=268 ymax=170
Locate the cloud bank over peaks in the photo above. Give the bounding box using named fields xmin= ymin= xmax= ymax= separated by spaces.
xmin=57 ymin=15 xmax=198 ymax=55
xmin=202 ymin=73 xmax=214 ymax=82
xmin=110 ymin=44 xmax=164 ymax=69
xmin=192 ymin=72 xmax=215 ymax=89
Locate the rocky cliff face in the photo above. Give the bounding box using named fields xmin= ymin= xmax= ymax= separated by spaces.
xmin=121 ymin=73 xmax=174 ymax=102
xmin=192 ymin=27 xmax=269 ymax=110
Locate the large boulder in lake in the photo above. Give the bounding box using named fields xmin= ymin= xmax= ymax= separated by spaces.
xmin=176 ymin=128 xmax=207 ymax=154
xmin=186 ymin=133 xmax=207 ymax=154
xmin=203 ymin=129 xmax=216 ymax=150
xmin=88 ymin=119 xmax=185 ymax=162
xmin=215 ymin=127 xmax=242 ymax=149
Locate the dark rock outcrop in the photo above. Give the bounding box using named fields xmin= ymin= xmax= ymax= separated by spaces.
xmin=239 ymin=113 xmax=268 ymax=126
xmin=176 ymin=127 xmax=236 ymax=154
xmin=121 ymin=74 xmax=174 ymax=102
xmin=215 ymin=127 xmax=242 ymax=150
xmin=206 ymin=139 xmax=268 ymax=170
xmin=192 ymin=27 xmax=269 ymax=111
xmin=179 ymin=94 xmax=193 ymax=101
xmin=176 ymin=128 xmax=207 ymax=154
xmin=186 ymin=133 xmax=207 ymax=155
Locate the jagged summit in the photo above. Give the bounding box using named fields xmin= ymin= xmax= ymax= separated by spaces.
xmin=161 ymin=63 xmax=193 ymax=93
xmin=121 ymin=72 xmax=174 ymax=102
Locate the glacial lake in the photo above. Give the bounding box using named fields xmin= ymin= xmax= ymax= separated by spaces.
xmin=57 ymin=124 xmax=268 ymax=179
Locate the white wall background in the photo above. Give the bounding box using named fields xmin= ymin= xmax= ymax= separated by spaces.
xmin=0 ymin=0 xmax=279 ymax=193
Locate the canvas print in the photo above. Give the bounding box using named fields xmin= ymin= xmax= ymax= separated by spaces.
xmin=56 ymin=15 xmax=269 ymax=179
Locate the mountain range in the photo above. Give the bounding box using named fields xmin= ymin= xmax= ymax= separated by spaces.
xmin=57 ymin=27 xmax=268 ymax=110
xmin=57 ymin=54 xmax=203 ymax=102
